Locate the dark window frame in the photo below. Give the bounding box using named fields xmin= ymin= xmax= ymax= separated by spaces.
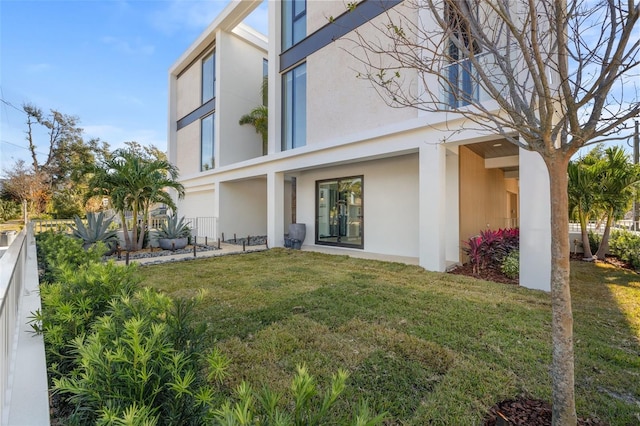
xmin=201 ymin=49 xmax=216 ymax=104
xmin=315 ymin=175 xmax=364 ymax=250
xmin=200 ymin=113 xmax=215 ymax=171
xmin=281 ymin=62 xmax=307 ymax=151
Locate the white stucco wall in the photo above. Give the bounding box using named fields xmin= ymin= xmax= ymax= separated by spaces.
xmin=296 ymin=154 xmax=419 ymax=257
xmin=176 ymin=58 xmax=204 ymax=119
xmin=218 ymin=31 xmax=267 ymax=166
xmin=176 ymin=121 xmax=201 ymax=176
xmin=178 ymin=186 xmax=216 ymax=220
xmin=519 ymin=148 xmax=551 ymax=291
xmin=218 ymin=178 xmax=268 ymax=238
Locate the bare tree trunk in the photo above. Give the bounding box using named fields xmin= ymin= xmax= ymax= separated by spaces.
xmin=595 ymin=209 xmax=614 ymax=259
xmin=579 ymin=214 xmax=594 ymax=260
xmin=120 ymin=211 xmax=132 ymax=251
xmin=546 ymin=156 xmax=577 ymax=426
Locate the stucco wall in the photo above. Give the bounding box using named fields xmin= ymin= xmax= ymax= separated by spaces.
xmin=218 ymin=178 xmax=268 ymax=238
xmin=296 ymin=154 xmax=419 ymax=257
xmin=218 ymin=31 xmax=267 ymax=166
xmin=176 ymin=56 xmax=205 ymax=119
xmin=179 ymin=187 xmax=216 ymax=219
xmin=176 ymin=121 xmax=201 ymax=176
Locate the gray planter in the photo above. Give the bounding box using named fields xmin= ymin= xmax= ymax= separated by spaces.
xmin=288 ymin=223 xmax=306 ymax=249
xmin=158 ymin=237 xmax=188 ymax=251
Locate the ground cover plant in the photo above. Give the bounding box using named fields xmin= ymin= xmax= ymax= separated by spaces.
xmin=140 ymin=249 xmax=640 ymax=425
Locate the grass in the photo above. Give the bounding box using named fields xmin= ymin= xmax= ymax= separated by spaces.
xmin=139 ymin=248 xmax=640 ymax=424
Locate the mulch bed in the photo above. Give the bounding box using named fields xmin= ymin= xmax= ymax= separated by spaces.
xmin=484 ymin=398 xmax=608 ymax=425
xmin=447 ymin=263 xmax=519 ymax=285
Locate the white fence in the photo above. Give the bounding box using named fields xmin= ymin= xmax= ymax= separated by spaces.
xmin=0 ymin=226 xmax=27 ymax=421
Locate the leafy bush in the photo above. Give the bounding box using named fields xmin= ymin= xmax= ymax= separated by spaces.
xmin=53 ymin=289 xmax=212 ymax=425
xmin=588 ymin=231 xmax=601 ymax=255
xmin=462 ymin=228 xmax=519 ymax=274
xmin=501 ymin=250 xmax=519 ymax=279
xmin=608 ymin=229 xmax=640 ymax=269
xmin=35 ymin=231 xmax=104 ymax=284
xmin=30 ymin=261 xmax=140 ymax=381
xmin=0 ymin=199 xmax=21 ymax=222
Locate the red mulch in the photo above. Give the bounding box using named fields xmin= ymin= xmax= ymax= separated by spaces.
xmin=484 ymin=398 xmax=608 ymax=425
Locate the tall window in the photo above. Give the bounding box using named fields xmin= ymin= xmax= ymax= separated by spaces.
xmin=282 ymin=63 xmax=306 ymax=151
xmin=201 ymin=114 xmax=214 ymax=171
xmin=282 ymin=0 xmax=306 ymax=50
xmin=202 ymin=50 xmax=215 ymax=103
xmin=445 ymin=0 xmax=479 ymax=108
xmin=316 ymin=176 xmax=363 ymax=249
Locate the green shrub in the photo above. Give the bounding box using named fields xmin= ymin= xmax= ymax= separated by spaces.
xmin=500 ymin=250 xmax=519 ymax=279
xmin=35 ymin=231 xmax=104 ymax=284
xmin=53 ymin=289 xmax=212 ymax=425
xmin=588 ymin=231 xmax=601 ymax=255
xmin=30 ymin=261 xmax=140 ymax=381
xmin=608 ymin=229 xmax=640 ymax=269
xmin=69 ymin=212 xmax=118 ymax=253
xmin=0 ymin=199 xmax=21 ymax=222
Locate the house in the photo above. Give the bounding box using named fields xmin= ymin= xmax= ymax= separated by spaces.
xmin=168 ymin=0 xmax=552 ymax=291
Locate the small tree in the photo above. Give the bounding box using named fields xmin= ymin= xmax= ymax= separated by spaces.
xmin=347 ymin=0 xmax=639 ymax=424
xmin=85 ymin=148 xmax=185 ymax=251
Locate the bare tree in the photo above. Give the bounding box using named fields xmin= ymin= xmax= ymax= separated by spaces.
xmin=347 ymin=0 xmax=639 ymax=424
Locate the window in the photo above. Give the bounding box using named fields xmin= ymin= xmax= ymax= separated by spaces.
xmin=262 ymin=59 xmax=268 ymax=106
xmin=201 ymin=114 xmax=214 ymax=171
xmin=316 ymin=176 xmax=363 ymax=249
xmin=282 ymin=63 xmax=306 ymax=151
xmin=282 ymin=0 xmax=306 ymax=50
xmin=444 ymin=0 xmax=479 ymax=108
xmin=202 ymin=50 xmax=215 ymax=103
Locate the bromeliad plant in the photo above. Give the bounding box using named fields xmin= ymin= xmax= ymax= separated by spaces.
xmin=462 ymin=228 xmax=519 ymax=275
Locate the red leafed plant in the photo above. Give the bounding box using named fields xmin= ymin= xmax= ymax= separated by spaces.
xmin=462 ymin=228 xmax=519 ymax=274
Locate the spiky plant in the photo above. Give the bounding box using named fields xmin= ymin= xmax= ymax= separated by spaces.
xmin=156 ymin=213 xmax=191 ymax=240
xmin=70 ymin=212 xmax=118 ymax=251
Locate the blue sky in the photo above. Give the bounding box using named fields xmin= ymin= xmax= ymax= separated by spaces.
xmin=0 ymin=0 xmax=268 ymax=177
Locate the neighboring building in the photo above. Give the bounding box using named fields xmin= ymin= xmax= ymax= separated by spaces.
xmin=168 ymin=0 xmax=551 ymax=291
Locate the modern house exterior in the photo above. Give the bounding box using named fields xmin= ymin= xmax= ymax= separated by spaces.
xmin=168 ymin=0 xmax=552 ymax=291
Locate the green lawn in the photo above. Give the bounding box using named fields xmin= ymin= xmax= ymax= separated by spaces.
xmin=139 ymin=248 xmax=640 ymax=424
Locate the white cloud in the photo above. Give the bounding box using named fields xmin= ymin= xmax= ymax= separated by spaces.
xmin=101 ymin=36 xmax=155 ymax=56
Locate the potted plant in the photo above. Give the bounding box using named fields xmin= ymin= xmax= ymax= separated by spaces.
xmin=156 ymin=213 xmax=191 ymax=250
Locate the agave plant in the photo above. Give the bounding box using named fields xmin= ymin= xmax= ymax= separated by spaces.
xmin=70 ymin=212 xmax=119 ymax=252
xmin=156 ymin=213 xmax=191 ymax=240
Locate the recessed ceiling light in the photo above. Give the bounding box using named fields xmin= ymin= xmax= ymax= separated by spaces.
xmin=493 ymin=143 xmax=502 ymax=147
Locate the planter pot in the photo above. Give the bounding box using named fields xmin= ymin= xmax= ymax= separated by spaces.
xmin=288 ymin=223 xmax=306 ymax=249
xmin=158 ymin=237 xmax=188 ymax=251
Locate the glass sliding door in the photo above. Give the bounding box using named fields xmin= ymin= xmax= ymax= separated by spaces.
xmin=316 ymin=176 xmax=363 ymax=248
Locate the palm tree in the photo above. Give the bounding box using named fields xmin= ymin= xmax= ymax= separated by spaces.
xmin=85 ymin=149 xmax=185 ymax=251
xmin=594 ymin=147 xmax=640 ymax=259
xmin=239 ymin=76 xmax=268 ymax=155
xmin=568 ymin=160 xmax=599 ymax=260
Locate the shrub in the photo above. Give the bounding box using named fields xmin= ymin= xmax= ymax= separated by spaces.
xmin=0 ymin=199 xmax=21 ymax=222
xmin=53 ymin=289 xmax=212 ymax=425
xmin=608 ymin=229 xmax=640 ymax=269
xmin=462 ymin=228 xmax=519 ymax=274
xmin=501 ymin=250 xmax=519 ymax=279
xmin=35 ymin=231 xmax=104 ymax=284
xmin=155 ymin=213 xmax=191 ymax=240
xmin=588 ymin=231 xmax=601 ymax=255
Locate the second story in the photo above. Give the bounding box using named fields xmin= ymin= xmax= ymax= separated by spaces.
xmin=168 ymin=2 xmax=268 ymax=179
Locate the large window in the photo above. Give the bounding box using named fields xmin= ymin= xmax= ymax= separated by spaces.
xmin=202 ymin=50 xmax=215 ymax=103
xmin=444 ymin=0 xmax=479 ymax=108
xmin=282 ymin=63 xmax=306 ymax=151
xmin=282 ymin=0 xmax=306 ymax=50
xmin=316 ymin=176 xmax=363 ymax=249
xmin=201 ymin=114 xmax=214 ymax=171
